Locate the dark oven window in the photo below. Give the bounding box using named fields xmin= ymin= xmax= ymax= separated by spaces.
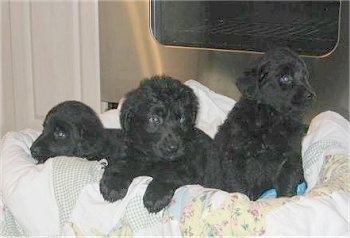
xmin=150 ymin=1 xmax=340 ymax=57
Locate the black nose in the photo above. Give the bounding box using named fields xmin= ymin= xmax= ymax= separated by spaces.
xmin=305 ymin=91 xmax=316 ymax=100
xmin=167 ymin=144 xmax=179 ymax=154
xmin=30 ymin=146 xmax=41 ymax=157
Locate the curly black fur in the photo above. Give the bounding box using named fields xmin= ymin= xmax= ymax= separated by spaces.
xmin=214 ymin=47 xmax=316 ymax=200
xmin=100 ymin=76 xmax=213 ymax=213
xmin=30 ymin=100 xmax=122 ymax=164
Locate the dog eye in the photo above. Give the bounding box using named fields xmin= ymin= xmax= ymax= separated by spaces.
xmin=179 ymin=115 xmax=186 ymax=124
xmin=279 ymin=75 xmax=293 ymax=85
xmin=148 ymin=115 xmax=162 ymax=125
xmin=54 ymin=129 xmax=67 ymax=139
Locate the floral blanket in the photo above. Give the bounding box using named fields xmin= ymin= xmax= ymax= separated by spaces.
xmin=179 ymin=154 xmax=349 ymax=236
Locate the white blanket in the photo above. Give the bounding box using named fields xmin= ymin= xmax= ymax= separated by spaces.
xmin=1 ymin=80 xmax=349 ymax=236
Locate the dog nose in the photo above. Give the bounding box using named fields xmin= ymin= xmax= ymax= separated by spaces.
xmin=30 ymin=146 xmax=41 ymax=157
xmin=167 ymin=144 xmax=179 ymax=154
xmin=305 ymin=91 xmax=316 ymax=100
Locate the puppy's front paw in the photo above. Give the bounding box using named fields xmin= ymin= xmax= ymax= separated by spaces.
xmin=100 ymin=182 xmax=128 ymax=202
xmin=99 ymin=171 xmax=131 ymax=202
xmin=143 ymin=181 xmax=175 ymax=213
xmin=143 ymin=191 xmax=173 ymax=213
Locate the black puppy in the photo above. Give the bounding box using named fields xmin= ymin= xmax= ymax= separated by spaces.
xmin=30 ymin=100 xmax=122 ymax=164
xmin=100 ymin=75 xmax=213 ymax=213
xmin=214 ymin=47 xmax=316 ymax=200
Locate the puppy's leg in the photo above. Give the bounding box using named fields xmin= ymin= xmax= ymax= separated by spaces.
xmin=143 ymin=177 xmax=181 ymax=213
xmin=275 ymin=157 xmax=304 ymax=197
xmin=100 ymin=164 xmax=133 ymax=202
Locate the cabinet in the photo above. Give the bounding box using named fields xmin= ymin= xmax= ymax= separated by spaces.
xmin=1 ymin=0 xmax=100 ymax=136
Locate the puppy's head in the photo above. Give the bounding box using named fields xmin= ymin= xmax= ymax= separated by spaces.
xmin=30 ymin=101 xmax=105 ymax=163
xmin=120 ymin=75 xmax=198 ymax=161
xmin=236 ymin=47 xmax=316 ymax=114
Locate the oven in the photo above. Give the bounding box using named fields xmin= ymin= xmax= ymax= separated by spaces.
xmin=99 ymin=0 xmax=348 ymax=120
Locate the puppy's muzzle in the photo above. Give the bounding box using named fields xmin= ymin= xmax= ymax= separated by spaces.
xmin=159 ymin=137 xmax=184 ymax=161
xmin=303 ymin=89 xmax=316 ymax=101
xmin=292 ymin=85 xmax=316 ymax=107
xmin=30 ymin=145 xmax=49 ymax=163
xmin=30 ymin=145 xmax=41 ymax=158
xmin=166 ymin=143 xmax=178 ymax=153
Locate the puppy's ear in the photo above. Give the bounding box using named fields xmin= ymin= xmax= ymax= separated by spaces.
xmin=191 ymin=96 xmax=199 ymax=124
xmin=236 ymin=61 xmax=269 ymax=99
xmin=236 ymin=69 xmax=258 ymax=99
xmin=78 ymin=126 xmax=92 ymax=141
xmin=185 ymin=89 xmax=198 ymax=124
xmin=121 ymin=110 xmax=133 ymax=132
xmin=79 ymin=117 xmax=104 ymax=139
xmin=120 ymin=102 xmax=133 ymax=133
xmin=257 ymin=63 xmax=269 ymax=85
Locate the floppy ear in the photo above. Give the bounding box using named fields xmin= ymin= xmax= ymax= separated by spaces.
xmin=236 ymin=68 xmax=258 ymax=99
xmin=190 ymin=94 xmax=199 ymax=124
xmin=184 ymin=88 xmax=198 ymax=124
xmin=78 ymin=117 xmax=104 ymax=139
xmin=120 ymin=102 xmax=133 ymax=132
xmin=236 ymin=61 xmax=269 ymax=99
xmin=257 ymin=63 xmax=269 ymax=85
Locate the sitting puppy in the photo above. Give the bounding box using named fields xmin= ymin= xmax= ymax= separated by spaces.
xmin=100 ymin=75 xmax=213 ymax=213
xmin=214 ymin=47 xmax=316 ymax=200
xmin=30 ymin=100 xmax=122 ymax=164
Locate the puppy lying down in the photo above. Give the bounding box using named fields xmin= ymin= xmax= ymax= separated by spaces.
xmin=30 ymin=100 xmax=123 ymax=164
xmin=100 ymin=76 xmax=214 ymax=213
xmin=214 ymin=47 xmax=316 ymax=200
